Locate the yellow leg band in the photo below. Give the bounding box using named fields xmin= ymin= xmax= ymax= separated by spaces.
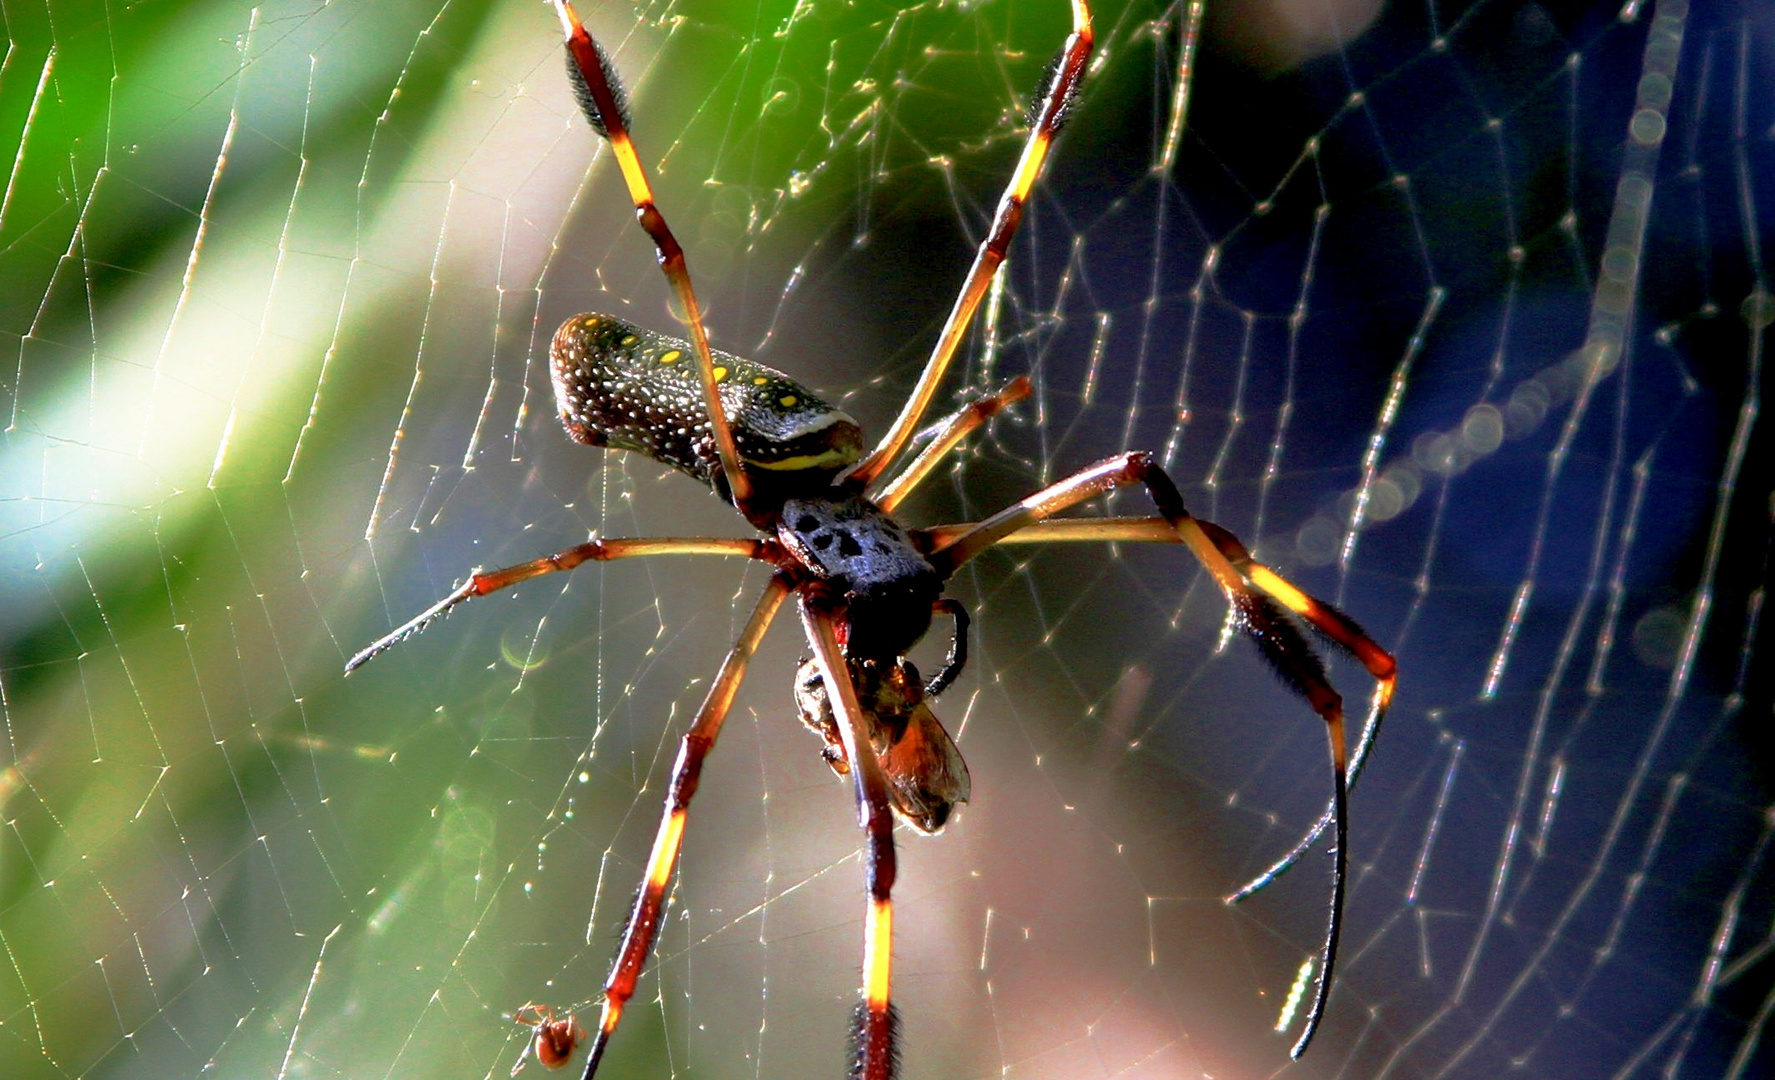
xmin=647 ymin=810 xmax=687 ymax=891
xmin=864 ymin=898 xmax=894 ymax=1010
xmin=1250 ymin=565 xmax=1311 ymax=614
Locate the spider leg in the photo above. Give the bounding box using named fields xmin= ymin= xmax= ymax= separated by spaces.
xmin=801 ymin=595 xmax=901 ymax=1080
xmin=929 ymin=515 xmax=1397 ymax=900
xmin=345 ymin=537 xmax=773 ymax=673
xmin=922 ymin=598 xmax=970 ymax=698
xmin=580 ymin=572 xmax=794 ymax=1080
xmin=1191 ymin=519 xmax=1394 ymax=907
xmin=847 ymin=2 xmax=1094 ymax=487
xmin=920 ymin=515 xmax=1175 ymax=549
xmin=922 ymin=453 xmax=1362 ymax=1057
xmin=872 ymin=377 xmax=1031 ymax=513
xmin=551 ymin=0 xmax=752 ymax=511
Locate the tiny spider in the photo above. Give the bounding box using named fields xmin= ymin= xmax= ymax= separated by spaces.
xmin=511 ymin=1003 xmax=585 ymax=1074
xmin=348 ymin=2 xmax=1396 ymax=1077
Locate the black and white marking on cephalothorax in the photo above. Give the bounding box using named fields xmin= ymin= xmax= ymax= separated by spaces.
xmin=776 ymin=494 xmax=942 ymax=662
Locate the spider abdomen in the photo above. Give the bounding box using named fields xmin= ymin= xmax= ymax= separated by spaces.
xmin=551 ymin=314 xmax=863 ymax=497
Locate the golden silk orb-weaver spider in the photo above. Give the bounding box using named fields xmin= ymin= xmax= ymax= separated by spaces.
xmin=346 ymin=2 xmax=1397 ymax=1076
xmin=510 ymin=1003 xmax=585 ymax=1075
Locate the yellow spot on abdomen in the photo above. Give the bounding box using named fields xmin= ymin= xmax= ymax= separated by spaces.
xmin=658 ymin=349 xmax=682 ymax=365
xmin=778 ymin=395 xmax=799 ymax=408
xmin=753 ymin=376 xmax=770 ymax=385
xmin=751 ymin=448 xmax=857 ymax=471
xmin=620 ymin=334 xmax=639 ymax=346
xmin=712 ymin=366 xmax=729 ymax=382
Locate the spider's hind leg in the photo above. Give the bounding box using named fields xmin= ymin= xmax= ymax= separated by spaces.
xmin=848 ymin=0 xmax=1095 ymax=487
xmin=551 ymin=0 xmax=752 ymax=512
xmin=869 ymin=378 xmax=1031 ymax=512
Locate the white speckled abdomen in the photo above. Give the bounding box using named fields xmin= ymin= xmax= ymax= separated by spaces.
xmin=550 ymin=313 xmax=863 ymax=494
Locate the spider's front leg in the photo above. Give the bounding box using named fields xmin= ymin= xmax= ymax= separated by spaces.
xmin=578 ymin=573 xmax=793 ymax=1080
xmin=929 ymin=514 xmax=1398 ymax=902
xmin=1192 ymin=518 xmax=1396 ymax=905
xmin=924 ymin=451 xmax=1395 ymax=1058
xmin=801 ymin=595 xmax=901 ymax=1080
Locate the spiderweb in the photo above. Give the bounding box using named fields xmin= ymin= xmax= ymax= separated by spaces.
xmin=1 ymin=1 xmax=1769 ymax=1078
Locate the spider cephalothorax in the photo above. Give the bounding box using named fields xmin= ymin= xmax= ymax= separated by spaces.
xmin=775 ymin=494 xmax=943 ymax=661
xmin=348 ymin=3 xmax=1397 ymax=1078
